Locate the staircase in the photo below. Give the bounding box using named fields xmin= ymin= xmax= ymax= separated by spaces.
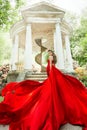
xmin=35 ymin=39 xmax=47 ymax=72
xmin=24 ymin=70 xmax=76 ymax=82
xmin=25 ymin=71 xmax=47 ymax=82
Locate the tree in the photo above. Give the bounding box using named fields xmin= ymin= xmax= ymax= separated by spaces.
xmin=0 ymin=0 xmax=25 ymax=31
xmin=70 ymin=8 xmax=87 ymax=66
xmin=0 ymin=0 xmax=26 ymax=65
xmin=0 ymin=0 xmax=11 ymax=30
xmin=0 ymin=32 xmax=12 ymax=65
xmin=64 ymin=11 xmax=80 ymax=30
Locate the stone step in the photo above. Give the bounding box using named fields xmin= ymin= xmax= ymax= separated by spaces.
xmin=26 ymin=72 xmax=47 ymax=75
xmin=33 ymin=72 xmax=47 ymax=75
xmin=0 ymin=124 xmax=83 ymax=130
xmin=25 ymin=77 xmax=46 ymax=81
xmin=25 ymin=72 xmax=47 ymax=82
xmin=26 ymin=75 xmax=47 ymax=78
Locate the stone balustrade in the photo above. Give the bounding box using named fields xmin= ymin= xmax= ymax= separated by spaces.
xmin=15 ymin=62 xmax=24 ymax=71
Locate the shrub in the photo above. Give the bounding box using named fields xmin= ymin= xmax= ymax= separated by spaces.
xmin=80 ymin=76 xmax=87 ymax=87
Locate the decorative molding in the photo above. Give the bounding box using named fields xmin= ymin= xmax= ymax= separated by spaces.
xmin=10 ymin=20 xmax=26 ymax=38
xmin=26 ymin=17 xmax=61 ymax=23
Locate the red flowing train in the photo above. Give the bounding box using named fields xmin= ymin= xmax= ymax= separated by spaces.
xmin=0 ymin=65 xmax=87 ymax=130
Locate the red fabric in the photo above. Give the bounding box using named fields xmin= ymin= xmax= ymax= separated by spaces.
xmin=0 ymin=65 xmax=87 ymax=130
xmin=46 ymin=60 xmax=50 ymax=76
xmin=46 ymin=60 xmax=55 ymax=76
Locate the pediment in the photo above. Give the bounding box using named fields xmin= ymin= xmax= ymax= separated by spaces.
xmin=21 ymin=1 xmax=65 ymax=13
xmin=27 ymin=4 xmax=63 ymax=12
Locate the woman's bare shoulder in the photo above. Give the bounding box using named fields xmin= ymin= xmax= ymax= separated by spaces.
xmin=49 ymin=56 xmax=53 ymax=60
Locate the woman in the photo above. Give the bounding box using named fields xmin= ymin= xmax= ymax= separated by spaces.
xmin=46 ymin=50 xmax=57 ymax=76
xmin=0 ymin=50 xmax=87 ymax=130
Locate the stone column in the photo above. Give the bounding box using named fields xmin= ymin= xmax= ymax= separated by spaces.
xmin=10 ymin=43 xmax=15 ymax=71
xmin=24 ymin=24 xmax=32 ymax=70
xmin=54 ymin=31 xmax=57 ymax=54
xmin=65 ymin=34 xmax=73 ymax=71
xmin=11 ymin=35 xmax=19 ymax=70
xmin=54 ymin=22 xmax=65 ymax=69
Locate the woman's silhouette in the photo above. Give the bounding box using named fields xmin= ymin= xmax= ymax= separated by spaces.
xmin=46 ymin=50 xmax=57 ymax=76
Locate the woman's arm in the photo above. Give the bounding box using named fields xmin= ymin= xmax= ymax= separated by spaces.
xmin=49 ymin=56 xmax=53 ymax=70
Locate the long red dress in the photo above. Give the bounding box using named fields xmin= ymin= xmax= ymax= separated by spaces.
xmin=0 ymin=61 xmax=87 ymax=130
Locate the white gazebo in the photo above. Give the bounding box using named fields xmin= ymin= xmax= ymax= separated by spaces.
xmin=10 ymin=1 xmax=73 ymax=72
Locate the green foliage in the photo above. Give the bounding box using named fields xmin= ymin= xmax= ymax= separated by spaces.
xmin=15 ymin=0 xmax=25 ymax=9
xmin=69 ymin=8 xmax=87 ymax=66
xmin=0 ymin=32 xmax=12 ymax=65
xmin=0 ymin=96 xmax=4 ymax=102
xmin=0 ymin=0 xmax=11 ymax=30
xmin=0 ymin=0 xmax=25 ymax=31
xmin=65 ymin=12 xmax=79 ymax=30
xmin=80 ymin=76 xmax=87 ymax=87
xmin=0 ymin=0 xmax=26 ymax=64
